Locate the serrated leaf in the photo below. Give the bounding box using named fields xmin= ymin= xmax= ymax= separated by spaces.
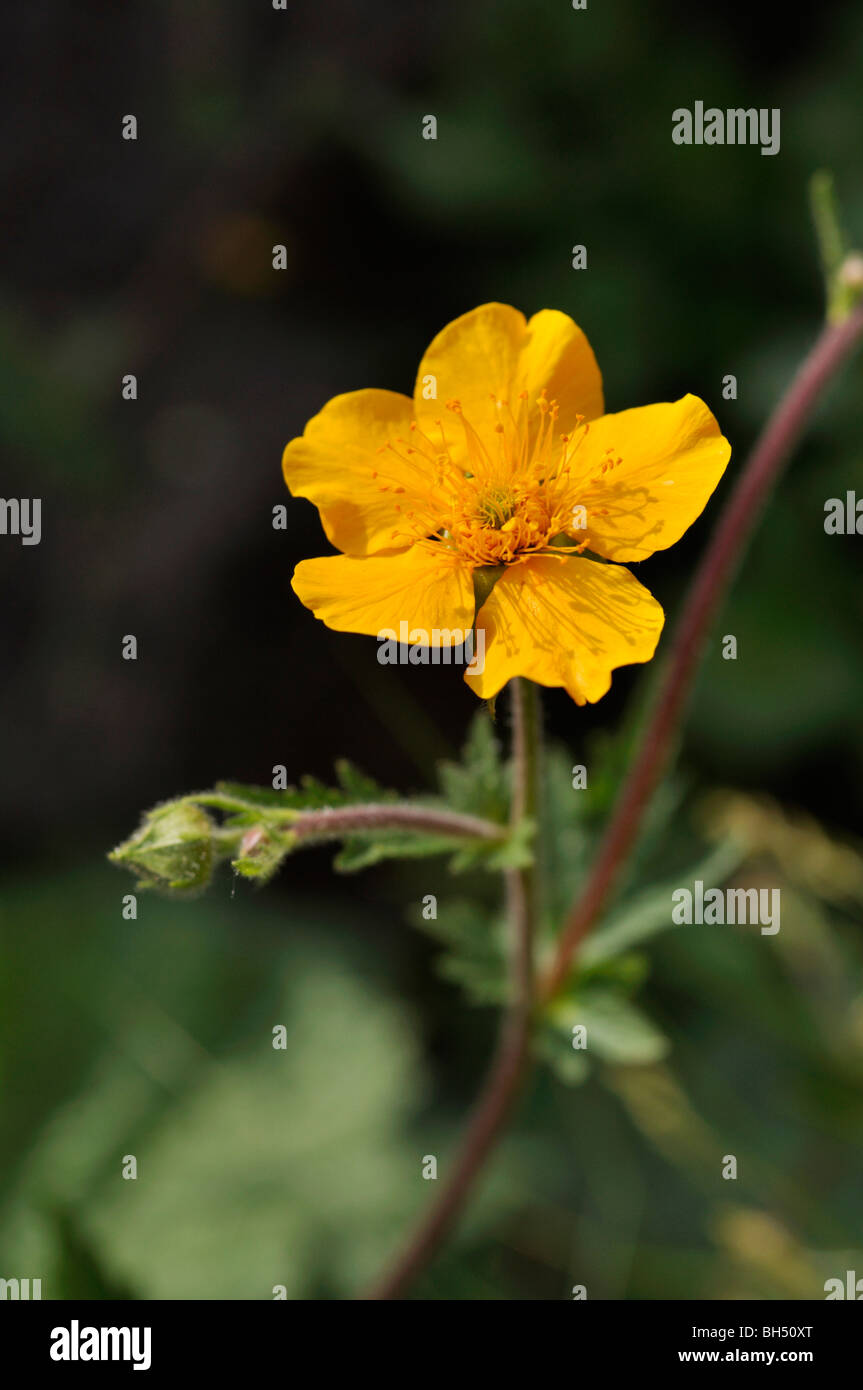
xmin=334 ymin=759 xmax=393 ymax=802
xmin=217 ymin=762 xmax=395 ymax=815
xmin=417 ymin=898 xmax=508 ymax=1005
xmin=334 ymin=830 xmax=467 ymax=873
xmin=214 ymin=781 xmax=292 ymax=810
xmin=447 ymin=816 xmax=534 ymax=873
xmin=437 ymin=711 xmax=509 ymax=823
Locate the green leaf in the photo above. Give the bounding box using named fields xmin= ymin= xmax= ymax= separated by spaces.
xmin=51 ymin=1207 xmax=137 ymax=1300
xmin=333 ymin=759 xmax=393 ymax=803
xmin=544 ymin=987 xmax=670 ymax=1070
xmin=576 ymin=990 xmax=670 ymax=1064
xmin=332 ymin=812 xmax=524 ymax=878
xmin=534 ymin=1026 xmax=591 ymax=1086
xmin=211 ymin=782 xmax=290 ymax=810
xmin=437 ymin=710 xmax=509 ymax=824
xmin=334 ymin=829 xmax=469 ymax=874
xmin=416 ymin=898 xmax=508 ymax=1004
xmin=578 ymin=837 xmax=745 ymax=970
xmin=216 ymin=760 xmax=395 ymax=816
xmin=0 ymin=908 xmax=426 ymax=1299
xmin=447 ymin=815 xmax=534 ymax=873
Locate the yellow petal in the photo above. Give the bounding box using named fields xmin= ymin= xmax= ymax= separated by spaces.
xmin=413 ymin=303 xmax=603 ymax=463
xmin=518 ymin=308 xmax=604 ymax=427
xmin=465 ymin=555 xmax=664 ymax=705
xmin=282 ymin=388 xmax=428 ymax=556
xmin=573 ymin=395 xmax=730 ymax=563
xmin=292 ymin=543 xmax=475 ymax=641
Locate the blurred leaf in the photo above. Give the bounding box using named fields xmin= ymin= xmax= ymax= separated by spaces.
xmin=416 ymin=897 xmax=508 ymax=1005
xmin=578 ymin=837 xmax=746 ymax=970
xmin=217 ymin=759 xmax=396 ymax=816
xmin=0 ymin=885 xmax=427 ymax=1299
xmin=437 ymin=710 xmax=510 ymax=824
xmin=334 ymin=826 xmax=475 ymax=873
xmin=542 ymin=985 xmax=670 ymax=1083
xmin=51 ymin=1208 xmax=137 ymax=1301
xmin=576 ymin=990 xmax=671 ymax=1065
xmin=534 ymin=1027 xmax=591 ymax=1086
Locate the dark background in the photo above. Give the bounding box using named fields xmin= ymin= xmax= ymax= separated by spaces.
xmin=1 ymin=0 xmax=862 ymax=1300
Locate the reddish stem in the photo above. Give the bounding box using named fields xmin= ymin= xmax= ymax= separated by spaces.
xmin=287 ymin=803 xmax=504 ymax=843
xmin=541 ymin=298 xmax=863 ymax=1000
xmin=363 ymin=680 xmax=538 ymax=1300
xmin=363 ymin=866 xmax=531 ymax=1300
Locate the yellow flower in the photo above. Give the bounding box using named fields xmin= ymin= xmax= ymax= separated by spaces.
xmin=283 ymin=304 xmax=730 ymax=705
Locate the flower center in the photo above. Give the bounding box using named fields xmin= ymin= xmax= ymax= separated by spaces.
xmin=374 ymin=386 xmax=602 ymax=565
xmin=449 ymin=480 xmax=557 ymax=565
xmin=473 ymin=486 xmax=519 ymax=530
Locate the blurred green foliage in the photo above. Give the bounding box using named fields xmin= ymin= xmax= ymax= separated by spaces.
xmin=0 ymin=871 xmax=429 ymax=1298
xmin=4 ymin=715 xmax=863 ymax=1299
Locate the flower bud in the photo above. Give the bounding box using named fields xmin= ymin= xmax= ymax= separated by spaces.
xmin=110 ymin=800 xmax=214 ymax=895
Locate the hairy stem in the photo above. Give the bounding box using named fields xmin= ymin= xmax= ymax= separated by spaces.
xmin=363 ymin=680 xmax=539 ymax=1299
xmin=284 ymin=803 xmax=506 ymax=844
xmin=541 ymin=296 xmax=863 ymax=1000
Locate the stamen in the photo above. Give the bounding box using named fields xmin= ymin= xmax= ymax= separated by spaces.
xmin=372 ymin=383 xmax=606 ymax=566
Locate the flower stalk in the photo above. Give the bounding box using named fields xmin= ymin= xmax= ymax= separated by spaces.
xmin=285 ymin=803 xmax=505 ymax=844
xmin=364 ymin=679 xmax=540 ymax=1300
xmin=111 ymin=790 xmax=509 ymax=895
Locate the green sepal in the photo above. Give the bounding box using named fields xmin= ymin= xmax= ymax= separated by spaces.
xmin=231 ymin=827 xmax=298 ymax=884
